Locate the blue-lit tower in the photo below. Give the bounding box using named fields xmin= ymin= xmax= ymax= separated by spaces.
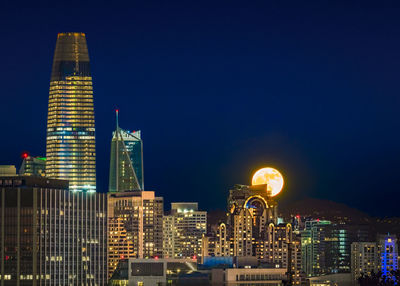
xmin=379 ymin=234 xmax=398 ymax=277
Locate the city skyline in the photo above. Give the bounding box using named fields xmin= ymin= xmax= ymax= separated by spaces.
xmin=1 ymin=1 xmax=400 ymax=217
xmin=1 ymin=2 xmax=400 ymax=284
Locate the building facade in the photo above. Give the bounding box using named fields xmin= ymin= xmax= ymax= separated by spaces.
xmin=0 ymin=176 xmax=107 ymax=285
xmin=109 ymin=258 xmax=198 ymax=286
xmin=0 ymin=166 xmax=16 ymax=176
xmin=107 ymin=191 xmax=163 ymax=278
xmin=109 ymin=111 xmax=143 ymax=192
xmin=301 ymin=220 xmax=332 ymax=277
xmin=163 ymin=203 xmax=207 ymax=259
xmin=45 ymin=32 xmax=96 ymax=192
xmin=19 ymin=155 xmax=46 ymax=177
xmin=226 ymin=184 xmax=279 ymax=258
xmin=351 ymin=242 xmax=378 ymax=281
xmin=263 ymin=223 xmax=304 ymax=285
xmin=301 ymin=220 xmax=370 ymax=277
xmin=211 ymin=268 xmax=287 ymax=286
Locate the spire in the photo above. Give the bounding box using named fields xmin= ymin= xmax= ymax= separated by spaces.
xmin=115 ymin=109 xmax=119 ymax=192
xmin=116 ymin=109 xmax=120 ymax=131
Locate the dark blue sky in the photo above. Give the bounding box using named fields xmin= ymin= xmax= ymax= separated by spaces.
xmin=1 ymin=1 xmax=399 ymax=216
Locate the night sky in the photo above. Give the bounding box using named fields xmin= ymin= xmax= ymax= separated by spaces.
xmin=1 ymin=1 xmax=399 ymax=216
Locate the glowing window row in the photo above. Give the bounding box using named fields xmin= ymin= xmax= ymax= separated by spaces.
xmin=48 ymin=100 xmax=93 ymax=104
xmin=47 ymin=127 xmax=95 ymax=132
xmin=47 ymin=135 xmax=95 ymax=140
xmin=64 ymin=76 xmax=92 ymax=80
xmin=48 ymin=100 xmax=94 ymax=104
xmin=47 ymin=146 xmax=96 ymax=149
xmin=48 ymin=108 xmax=93 ymax=114
xmin=47 ymin=152 xmax=96 ymax=156
xmin=47 ymin=122 xmax=95 ymax=126
xmin=46 ymin=160 xmax=95 ymax=164
xmin=47 ymin=122 xmax=95 ymax=127
xmin=49 ymin=89 xmax=93 ymax=94
xmin=46 ymin=144 xmax=96 ymax=147
xmin=47 ymin=117 xmax=95 ymax=120
xmin=46 ymin=158 xmax=96 ymax=161
xmin=50 ymin=85 xmax=93 ymax=90
xmin=48 ymin=117 xmax=95 ymax=121
xmin=49 ymin=96 xmax=93 ymax=100
xmin=49 ymin=93 xmax=93 ymax=97
xmin=48 ymin=101 xmax=94 ymax=106
xmin=48 ymin=114 xmax=94 ymax=118
xmin=48 ymin=107 xmax=94 ymax=111
xmin=50 ymin=81 xmax=93 ymax=86
xmin=46 ymin=171 xmax=96 ymax=174
xmin=46 ymin=155 xmax=96 ymax=159
xmin=46 ymin=140 xmax=95 ymax=144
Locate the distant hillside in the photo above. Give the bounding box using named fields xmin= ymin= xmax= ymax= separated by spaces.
xmin=206 ymin=198 xmax=400 ymax=239
xmin=279 ymin=198 xmax=373 ymax=224
xmin=279 ymin=198 xmax=400 ymax=239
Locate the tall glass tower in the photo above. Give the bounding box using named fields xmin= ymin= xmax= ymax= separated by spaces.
xmin=46 ymin=32 xmax=96 ymax=192
xmin=109 ymin=110 xmax=144 ymax=192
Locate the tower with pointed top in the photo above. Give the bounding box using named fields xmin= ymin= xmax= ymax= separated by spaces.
xmin=46 ymin=32 xmax=96 ymax=192
xmin=109 ymin=110 xmax=144 ymax=192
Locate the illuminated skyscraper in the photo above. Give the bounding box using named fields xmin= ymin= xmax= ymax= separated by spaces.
xmin=301 ymin=220 xmax=332 ymax=277
xmin=46 ymin=32 xmax=96 ymax=192
xmin=109 ymin=110 xmax=143 ymax=192
xmin=226 ymin=184 xmax=279 ymax=257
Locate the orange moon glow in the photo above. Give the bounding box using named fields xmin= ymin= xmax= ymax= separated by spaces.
xmin=251 ymin=167 xmax=284 ymax=197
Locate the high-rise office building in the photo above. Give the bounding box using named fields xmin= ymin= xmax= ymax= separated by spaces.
xmin=324 ymin=224 xmax=370 ymax=273
xmin=351 ymin=242 xmax=378 ymax=281
xmin=163 ymin=203 xmax=207 ymax=259
xmin=45 ymin=32 xmax=96 ymax=192
xmin=19 ymin=154 xmax=46 ymax=177
xmin=107 ymin=191 xmax=163 ymax=278
xmin=109 ymin=111 xmax=143 ymax=192
xmin=261 ymin=223 xmax=304 ymax=285
xmin=301 ymin=220 xmax=370 ymax=277
xmin=301 ymin=220 xmax=332 ymax=277
xmin=0 ymin=176 xmax=107 ymax=285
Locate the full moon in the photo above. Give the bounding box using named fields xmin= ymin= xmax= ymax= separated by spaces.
xmin=251 ymin=167 xmax=284 ymax=197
